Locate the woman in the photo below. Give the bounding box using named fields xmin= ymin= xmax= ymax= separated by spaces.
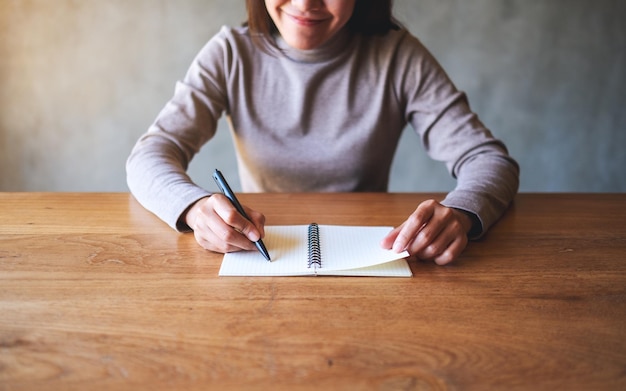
xmin=127 ymin=0 xmax=519 ymax=265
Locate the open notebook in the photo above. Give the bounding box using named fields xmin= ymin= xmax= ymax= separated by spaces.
xmin=219 ymin=224 xmax=412 ymax=277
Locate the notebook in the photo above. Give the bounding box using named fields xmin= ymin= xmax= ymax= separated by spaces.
xmin=219 ymin=224 xmax=412 ymax=277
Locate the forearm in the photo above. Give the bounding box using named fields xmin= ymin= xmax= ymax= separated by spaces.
xmin=126 ymin=134 xmax=212 ymax=231
xmin=126 ymin=67 xmax=225 ymax=231
xmin=442 ymin=146 xmax=520 ymax=238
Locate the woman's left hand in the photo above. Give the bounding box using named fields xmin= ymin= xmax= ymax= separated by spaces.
xmin=381 ymin=199 xmax=474 ymax=265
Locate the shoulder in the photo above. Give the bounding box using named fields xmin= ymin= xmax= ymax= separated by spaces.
xmin=353 ymin=28 xmax=440 ymax=75
xmin=353 ymin=27 xmax=438 ymax=71
xmin=359 ymin=28 xmax=427 ymax=53
xmin=195 ymin=25 xmax=259 ymax=62
xmin=215 ymin=25 xmax=255 ymax=46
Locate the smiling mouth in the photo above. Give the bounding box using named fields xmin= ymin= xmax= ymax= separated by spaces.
xmin=285 ymin=13 xmax=327 ymax=26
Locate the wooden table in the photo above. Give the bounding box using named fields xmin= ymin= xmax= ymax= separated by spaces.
xmin=1 ymin=193 xmax=625 ymax=390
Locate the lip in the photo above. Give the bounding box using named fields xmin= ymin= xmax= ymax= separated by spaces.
xmin=284 ymin=12 xmax=327 ymax=26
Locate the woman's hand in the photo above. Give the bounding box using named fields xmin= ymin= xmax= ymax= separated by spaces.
xmin=184 ymin=195 xmax=266 ymax=254
xmin=381 ymin=199 xmax=474 ymax=265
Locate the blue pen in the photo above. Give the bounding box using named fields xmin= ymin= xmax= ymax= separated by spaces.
xmin=212 ymin=169 xmax=271 ymax=261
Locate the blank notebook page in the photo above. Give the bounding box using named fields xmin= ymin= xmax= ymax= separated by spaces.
xmin=219 ymin=225 xmax=411 ymax=277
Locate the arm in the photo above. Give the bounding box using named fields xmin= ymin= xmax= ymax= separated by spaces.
xmin=126 ymin=29 xmax=231 ymax=231
xmin=126 ymin=27 xmax=269 ymax=254
xmin=382 ymin=31 xmax=520 ymax=264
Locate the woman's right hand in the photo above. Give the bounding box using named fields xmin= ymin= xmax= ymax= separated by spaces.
xmin=184 ymin=195 xmax=266 ymax=254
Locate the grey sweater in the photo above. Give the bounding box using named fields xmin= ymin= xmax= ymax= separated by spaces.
xmin=127 ymin=25 xmax=519 ymax=235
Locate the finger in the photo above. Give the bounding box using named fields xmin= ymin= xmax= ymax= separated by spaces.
xmin=215 ymin=216 xmax=259 ymax=252
xmin=433 ymin=235 xmax=468 ymax=265
xmin=392 ymin=200 xmax=437 ymax=253
xmin=409 ymin=206 xmax=456 ymax=254
xmin=380 ymin=223 xmax=404 ymax=250
xmin=193 ymin=198 xmax=258 ymax=252
xmin=413 ymin=215 xmax=469 ymax=264
xmin=414 ymin=227 xmax=456 ymax=261
xmin=212 ymin=195 xmax=261 ymax=242
xmin=197 ymin=222 xmax=256 ymax=253
xmin=242 ymin=205 xmax=266 ymax=238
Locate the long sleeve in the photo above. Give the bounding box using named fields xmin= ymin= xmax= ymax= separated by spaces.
xmin=126 ymin=30 xmax=233 ymax=230
xmin=126 ymin=25 xmax=519 ymax=236
xmin=396 ymin=32 xmax=519 ymax=236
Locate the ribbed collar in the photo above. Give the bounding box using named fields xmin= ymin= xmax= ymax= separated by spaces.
xmin=272 ymin=27 xmax=354 ymax=63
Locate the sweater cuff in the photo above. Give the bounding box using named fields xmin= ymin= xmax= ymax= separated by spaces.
xmin=172 ymin=191 xmax=213 ymax=232
xmin=452 ymin=208 xmax=483 ymax=239
xmin=441 ymin=190 xmax=505 ymax=240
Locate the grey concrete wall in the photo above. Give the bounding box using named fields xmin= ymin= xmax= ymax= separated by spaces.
xmin=1 ymin=0 xmax=624 ymax=192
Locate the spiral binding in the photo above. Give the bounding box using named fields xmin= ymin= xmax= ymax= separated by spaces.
xmin=307 ymin=223 xmax=322 ymax=269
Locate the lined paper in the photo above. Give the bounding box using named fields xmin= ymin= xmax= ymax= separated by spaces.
xmin=219 ymin=225 xmax=411 ymax=277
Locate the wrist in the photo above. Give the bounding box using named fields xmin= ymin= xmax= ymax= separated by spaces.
xmin=181 ymin=196 xmax=211 ymax=231
xmin=453 ymin=208 xmax=482 ymax=238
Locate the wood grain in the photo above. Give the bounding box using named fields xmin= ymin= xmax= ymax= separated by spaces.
xmin=1 ymin=192 xmax=625 ymax=390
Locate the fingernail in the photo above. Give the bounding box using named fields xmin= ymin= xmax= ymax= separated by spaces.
xmin=393 ymin=241 xmax=406 ymax=253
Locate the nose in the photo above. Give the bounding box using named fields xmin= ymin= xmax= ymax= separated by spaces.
xmin=290 ymin=0 xmax=323 ymax=12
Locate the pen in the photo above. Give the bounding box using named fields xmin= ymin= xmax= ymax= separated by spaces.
xmin=212 ymin=169 xmax=271 ymax=261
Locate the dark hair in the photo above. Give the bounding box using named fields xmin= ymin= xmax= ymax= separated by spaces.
xmin=246 ymin=0 xmax=400 ymax=49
